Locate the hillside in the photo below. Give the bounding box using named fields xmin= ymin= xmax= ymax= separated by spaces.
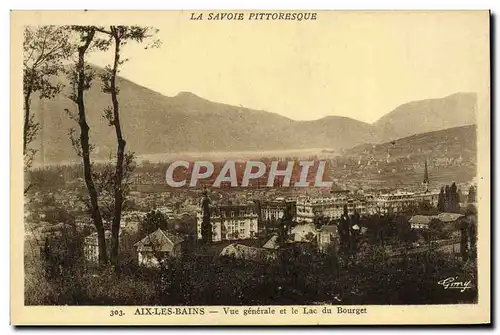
xmin=347 ymin=125 xmax=476 ymax=159
xmin=373 ymin=93 xmax=477 ymax=142
xmin=337 ymin=125 xmax=477 ymax=189
xmin=28 ymin=67 xmax=477 ymax=164
xmin=30 ymin=68 xmax=375 ymax=164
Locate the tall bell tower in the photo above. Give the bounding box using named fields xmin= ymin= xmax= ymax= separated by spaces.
xmin=423 ymin=159 xmax=429 ymax=193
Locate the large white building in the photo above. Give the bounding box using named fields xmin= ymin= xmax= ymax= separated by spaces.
xmin=296 ymin=160 xmax=440 ymax=220
xmin=296 ymin=194 xmax=370 ymax=223
xmin=196 ymin=203 xmax=259 ymax=242
xmin=295 ymin=189 xmax=439 ymax=222
xmin=372 ymin=190 xmax=439 ymax=214
xmin=258 ymin=200 xmax=296 ymax=222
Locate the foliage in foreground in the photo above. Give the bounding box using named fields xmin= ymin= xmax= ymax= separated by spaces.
xmin=25 ymin=245 xmax=477 ymax=306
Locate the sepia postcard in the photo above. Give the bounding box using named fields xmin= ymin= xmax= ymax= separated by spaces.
xmin=11 ymin=10 xmax=491 ymax=325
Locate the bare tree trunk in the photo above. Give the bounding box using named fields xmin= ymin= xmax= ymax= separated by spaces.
xmin=23 ymin=85 xmax=33 ymax=194
xmin=109 ymin=30 xmax=125 ymax=270
xmin=23 ymin=88 xmax=32 ymax=155
xmin=75 ymin=28 xmax=108 ymax=265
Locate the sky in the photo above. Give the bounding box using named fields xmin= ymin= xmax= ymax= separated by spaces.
xmin=87 ymin=11 xmax=490 ymax=123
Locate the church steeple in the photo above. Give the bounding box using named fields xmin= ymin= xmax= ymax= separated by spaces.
xmin=423 ymin=160 xmax=429 ymax=192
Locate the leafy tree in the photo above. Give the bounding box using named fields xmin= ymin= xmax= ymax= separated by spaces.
xmin=444 ymin=185 xmax=450 ymax=211
xmin=64 ymin=25 xmax=160 ymax=268
xmin=467 ymin=186 xmax=476 ymax=204
xmin=338 ymin=205 xmax=350 ymax=263
xmin=461 ymin=204 xmax=477 ymax=262
xmin=94 ymin=25 xmax=160 ymax=269
xmin=23 ymin=26 xmax=73 ymax=192
xmin=395 ymin=216 xmax=417 ymax=245
xmin=440 ymin=183 xmax=461 ymax=213
xmin=66 ymin=26 xmax=109 ymax=265
xmin=278 ymin=201 xmax=294 ymax=246
xmin=91 ymin=157 xmax=136 ymax=229
xmin=170 ymin=215 xmax=197 ymax=236
xmin=428 ymin=218 xmax=449 ymax=241
xmin=449 ymin=182 xmax=460 ymax=213
xmin=39 ymin=223 xmax=85 ymax=282
xmin=139 ymin=210 xmax=169 ymax=237
xmin=437 ymin=186 xmax=446 ymax=212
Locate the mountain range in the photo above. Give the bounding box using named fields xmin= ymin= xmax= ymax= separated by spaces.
xmin=29 ymin=67 xmax=477 ymax=164
xmin=340 ymin=125 xmax=477 ymax=188
xmin=346 ymin=125 xmax=476 ymax=161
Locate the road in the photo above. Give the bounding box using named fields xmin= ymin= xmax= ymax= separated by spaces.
xmin=389 ymin=238 xmax=461 ymax=258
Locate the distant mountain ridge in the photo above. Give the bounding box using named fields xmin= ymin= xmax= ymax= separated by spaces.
xmin=29 ymin=67 xmax=477 ymax=164
xmin=346 ymin=125 xmax=476 ymax=160
xmin=341 ymin=125 xmax=477 ymax=188
xmin=373 ymin=92 xmax=477 ymax=143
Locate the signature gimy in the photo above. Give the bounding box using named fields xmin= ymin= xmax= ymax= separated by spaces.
xmin=438 ymin=277 xmax=473 ymax=292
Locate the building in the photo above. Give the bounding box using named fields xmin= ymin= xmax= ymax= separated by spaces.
xmin=121 ymin=210 xmax=147 ymax=224
xmin=75 ymin=215 xmax=93 ymax=230
xmin=133 ymin=228 xmax=184 ymax=268
xmin=295 ymin=197 xmax=315 ymax=223
xmin=409 ymin=213 xmax=464 ymax=230
xmin=296 ymin=195 xmax=370 ymax=222
xmin=372 ymin=192 xmax=419 ymax=214
xmin=371 ymin=189 xmax=440 ymax=214
xmin=290 ymin=223 xmax=317 ymax=242
xmin=83 ymin=230 xmax=112 ymax=262
xmin=262 ymin=234 xmax=280 ymax=250
xmin=296 ymin=187 xmax=439 ymax=221
xmin=196 ymin=203 xmax=259 ymax=242
xmin=220 ymin=243 xmax=277 ymax=263
xmin=121 ymin=221 xmax=140 ymax=235
xmin=414 ymin=191 xmax=440 ymax=207
xmin=409 ymin=215 xmax=433 ymax=230
xmin=295 ymin=188 xmax=440 ymax=221
xmin=296 ymin=158 xmax=439 ymax=220
xmin=316 ymin=225 xmax=339 ymax=253
xmin=257 ymin=200 xmax=297 ymax=222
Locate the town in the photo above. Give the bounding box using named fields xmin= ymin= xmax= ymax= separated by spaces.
xmin=24 ymin=157 xmax=478 ymax=306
